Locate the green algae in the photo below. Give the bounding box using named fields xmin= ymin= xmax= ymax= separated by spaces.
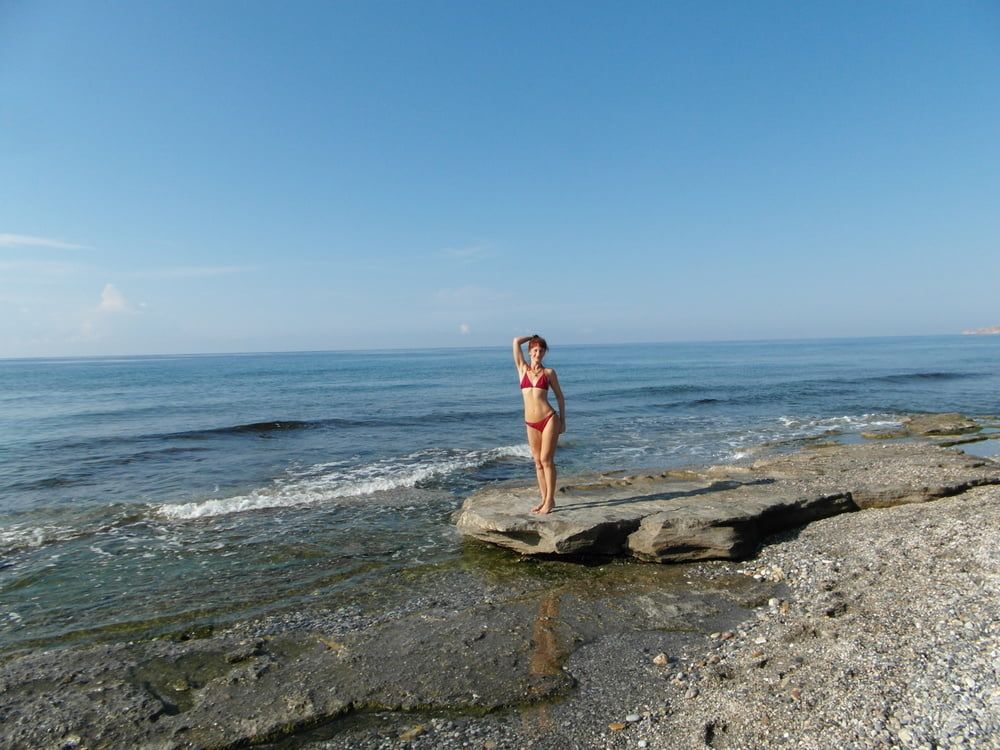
xmin=131 ymin=650 xmax=235 ymax=714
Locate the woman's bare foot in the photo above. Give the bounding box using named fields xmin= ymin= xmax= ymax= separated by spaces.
xmin=530 ymin=502 xmax=544 ymax=513
xmin=531 ymin=501 xmax=555 ymax=515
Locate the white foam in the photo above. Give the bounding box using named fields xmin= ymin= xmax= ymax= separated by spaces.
xmin=155 ymin=444 xmax=531 ymax=520
xmin=777 ymin=413 xmax=902 ymax=432
xmin=0 ymin=524 xmax=79 ymax=556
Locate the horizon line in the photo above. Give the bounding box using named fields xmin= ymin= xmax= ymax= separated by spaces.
xmin=0 ymin=332 xmax=975 ymax=363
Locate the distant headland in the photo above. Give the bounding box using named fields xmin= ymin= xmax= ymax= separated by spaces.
xmin=962 ymin=326 xmax=1000 ymax=335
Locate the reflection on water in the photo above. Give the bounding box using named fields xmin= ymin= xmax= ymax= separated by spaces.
xmin=524 ymin=592 xmax=562 ymax=733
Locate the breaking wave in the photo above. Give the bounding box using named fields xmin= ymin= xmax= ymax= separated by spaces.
xmin=154 ymin=444 xmax=532 ymax=520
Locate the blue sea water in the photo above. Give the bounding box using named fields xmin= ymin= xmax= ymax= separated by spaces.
xmin=1 ymin=336 xmax=998 ymax=651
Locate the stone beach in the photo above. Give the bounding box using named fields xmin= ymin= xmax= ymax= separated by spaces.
xmin=1 ymin=414 xmax=998 ymax=750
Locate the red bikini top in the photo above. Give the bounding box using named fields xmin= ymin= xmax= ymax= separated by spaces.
xmin=520 ymin=370 xmax=549 ymax=390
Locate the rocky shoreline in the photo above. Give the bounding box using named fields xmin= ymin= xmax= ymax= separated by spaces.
xmin=322 ymin=483 xmax=999 ymax=750
xmin=1 ymin=416 xmax=998 ymax=750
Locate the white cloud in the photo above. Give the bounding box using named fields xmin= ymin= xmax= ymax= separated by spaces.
xmin=439 ymin=245 xmax=492 ymax=263
xmin=0 ymin=233 xmax=87 ymax=250
xmin=79 ymin=319 xmax=97 ymax=339
xmin=98 ymin=284 xmax=128 ymax=313
xmin=459 ymin=323 xmax=471 ymax=335
xmin=435 ymin=286 xmax=509 ymax=305
xmin=123 ymin=265 xmax=254 ymax=280
xmin=0 ymin=259 xmax=81 ymax=275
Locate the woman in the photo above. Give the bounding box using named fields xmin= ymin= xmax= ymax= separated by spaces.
xmin=513 ymin=334 xmax=566 ymax=514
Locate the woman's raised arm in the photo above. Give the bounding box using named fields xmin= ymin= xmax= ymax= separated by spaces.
xmin=512 ymin=336 xmax=531 ymax=371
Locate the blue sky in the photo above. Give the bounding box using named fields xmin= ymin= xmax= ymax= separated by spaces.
xmin=2 ymin=1 xmax=998 ymax=357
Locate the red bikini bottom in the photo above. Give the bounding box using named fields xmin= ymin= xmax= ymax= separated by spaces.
xmin=525 ymin=412 xmax=556 ymax=432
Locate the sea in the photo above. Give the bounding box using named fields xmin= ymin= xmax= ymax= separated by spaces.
xmin=2 ymin=335 xmax=999 ymax=653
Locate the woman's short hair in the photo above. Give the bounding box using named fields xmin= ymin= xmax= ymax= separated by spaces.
xmin=528 ymin=335 xmax=548 ymax=352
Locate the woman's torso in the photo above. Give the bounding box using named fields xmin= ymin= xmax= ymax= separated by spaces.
xmin=519 ymin=366 xmax=554 ymax=421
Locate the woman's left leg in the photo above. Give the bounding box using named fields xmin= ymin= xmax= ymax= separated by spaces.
xmin=533 ymin=417 xmax=560 ymax=514
xmin=526 ymin=424 xmax=546 ymax=512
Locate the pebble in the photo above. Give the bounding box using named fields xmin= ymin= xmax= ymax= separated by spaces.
xmin=398 ymin=724 xmax=426 ymax=741
xmin=652 ymin=653 xmax=669 ymax=666
xmin=625 ymin=714 xmax=641 ymax=723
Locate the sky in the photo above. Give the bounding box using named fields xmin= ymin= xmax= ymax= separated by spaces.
xmin=1 ymin=1 xmax=999 ymax=357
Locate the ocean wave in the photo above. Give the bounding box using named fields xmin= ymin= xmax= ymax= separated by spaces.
xmin=582 ymin=383 xmax=706 ymax=400
xmin=776 ymin=414 xmax=902 ymax=433
xmin=161 ymin=410 xmax=514 ymax=439
xmin=169 ymin=419 xmax=335 ymax=438
xmin=867 ymin=371 xmax=982 ymax=384
xmin=154 ymin=444 xmax=532 ymax=520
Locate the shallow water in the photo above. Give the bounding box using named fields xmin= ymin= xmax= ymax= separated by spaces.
xmin=1 ymin=336 xmax=998 ymax=651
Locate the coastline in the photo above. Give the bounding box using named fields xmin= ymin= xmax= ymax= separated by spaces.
xmin=1 ymin=428 xmax=998 ymax=749
xmin=336 ymin=485 xmax=1000 ymax=750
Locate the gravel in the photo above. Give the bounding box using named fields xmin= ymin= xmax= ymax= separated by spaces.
xmin=635 ymin=483 xmax=1000 ymax=750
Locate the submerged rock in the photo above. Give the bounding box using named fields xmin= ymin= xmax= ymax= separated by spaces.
xmin=455 ymin=443 xmax=1000 ymax=560
xmin=902 ymin=413 xmax=981 ymax=436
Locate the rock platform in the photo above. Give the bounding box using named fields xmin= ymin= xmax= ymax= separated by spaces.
xmin=454 ymin=442 xmax=1000 ymax=562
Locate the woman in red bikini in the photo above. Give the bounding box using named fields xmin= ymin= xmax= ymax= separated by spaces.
xmin=513 ymin=334 xmax=566 ymax=514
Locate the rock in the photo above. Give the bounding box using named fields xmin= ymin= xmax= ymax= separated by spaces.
xmin=652 ymin=653 xmax=669 ymax=666
xmin=903 ymin=413 xmax=980 ymax=437
xmin=863 ymin=429 xmax=909 ymax=440
xmin=456 ymin=442 xmax=999 ymax=559
xmin=750 ymin=442 xmax=1000 ymax=510
xmin=685 ymin=687 xmax=700 ymax=699
xmin=224 ymin=639 xmax=264 ymax=663
xmin=626 ymin=713 xmax=641 ymax=722
xmin=609 ymin=722 xmax=626 ymax=731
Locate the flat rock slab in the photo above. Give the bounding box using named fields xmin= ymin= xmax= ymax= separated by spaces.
xmin=454 ymin=442 xmax=1000 ymax=562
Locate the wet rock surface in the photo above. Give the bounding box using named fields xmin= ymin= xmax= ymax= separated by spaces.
xmin=456 ymin=442 xmax=1000 ymax=558
xmin=0 ymin=561 xmax=754 ymax=750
